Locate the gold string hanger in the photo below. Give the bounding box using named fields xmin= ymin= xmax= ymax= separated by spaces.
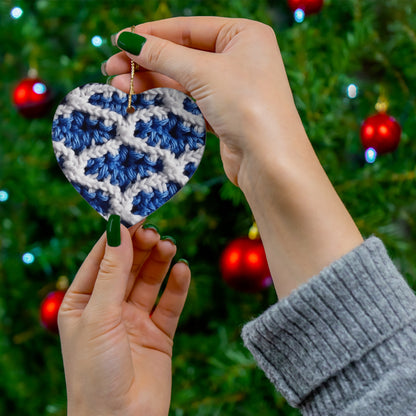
xmin=127 ymin=25 xmax=137 ymax=114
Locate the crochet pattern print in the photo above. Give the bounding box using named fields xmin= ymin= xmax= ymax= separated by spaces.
xmin=52 ymin=83 xmax=206 ymax=226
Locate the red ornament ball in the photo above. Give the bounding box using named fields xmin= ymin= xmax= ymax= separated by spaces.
xmin=40 ymin=290 xmax=66 ymax=332
xmin=13 ymin=77 xmax=52 ymax=118
xmin=360 ymin=113 xmax=401 ymax=155
xmin=220 ymin=237 xmax=272 ymax=293
xmin=287 ymin=0 xmax=324 ymax=15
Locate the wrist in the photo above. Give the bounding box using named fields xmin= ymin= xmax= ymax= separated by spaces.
xmin=237 ymin=117 xmax=363 ymax=298
xmin=237 ymin=132 xmax=310 ymax=199
xmin=236 ymin=100 xmax=309 ymax=192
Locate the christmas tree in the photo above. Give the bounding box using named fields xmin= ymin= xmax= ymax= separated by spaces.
xmin=1 ymin=0 xmax=416 ymax=414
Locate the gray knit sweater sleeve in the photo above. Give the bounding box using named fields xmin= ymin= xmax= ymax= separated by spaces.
xmin=241 ymin=237 xmax=416 ymax=415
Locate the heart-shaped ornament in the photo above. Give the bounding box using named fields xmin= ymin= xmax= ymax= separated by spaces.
xmin=52 ymin=83 xmax=206 ymax=226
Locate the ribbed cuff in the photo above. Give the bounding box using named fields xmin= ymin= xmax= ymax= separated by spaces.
xmin=241 ymin=237 xmax=416 ymax=413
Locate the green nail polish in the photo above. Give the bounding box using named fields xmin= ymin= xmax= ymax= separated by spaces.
xmin=106 ymin=76 xmax=115 ymax=85
xmin=117 ymin=32 xmax=147 ymax=55
xmin=110 ymin=33 xmax=118 ymax=46
xmin=161 ymin=235 xmax=176 ymax=245
xmin=100 ymin=60 xmax=108 ymax=76
xmin=143 ymin=223 xmax=159 ymax=233
xmin=107 ymin=215 xmax=121 ymax=247
xmin=178 ymin=258 xmax=189 ymax=266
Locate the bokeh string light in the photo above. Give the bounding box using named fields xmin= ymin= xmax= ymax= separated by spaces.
xmin=0 ymin=190 xmax=9 ymax=202
xmin=10 ymin=7 xmax=23 ymax=19
xmin=22 ymin=252 xmax=35 ymax=265
xmin=365 ymin=147 xmax=377 ymax=164
xmin=91 ymin=35 xmax=103 ymax=47
xmin=347 ymin=83 xmax=358 ymax=99
xmin=294 ymin=9 xmax=305 ymax=23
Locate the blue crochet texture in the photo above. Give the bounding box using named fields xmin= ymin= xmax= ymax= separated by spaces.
xmin=52 ymin=83 xmax=206 ymax=226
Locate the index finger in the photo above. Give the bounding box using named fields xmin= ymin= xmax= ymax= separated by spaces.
xmin=66 ymin=221 xmax=144 ymax=297
xmin=122 ymin=16 xmax=233 ymax=52
xmin=65 ymin=233 xmax=107 ymax=297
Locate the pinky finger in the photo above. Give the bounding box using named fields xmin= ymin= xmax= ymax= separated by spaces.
xmin=151 ymin=261 xmax=191 ymax=339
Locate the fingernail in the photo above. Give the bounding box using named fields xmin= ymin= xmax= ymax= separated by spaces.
xmin=142 ymin=223 xmax=159 ymax=233
xmin=161 ymin=235 xmax=176 ymax=245
xmin=111 ymin=33 xmax=118 ymax=46
xmin=100 ymin=60 xmax=108 ymax=76
xmin=117 ymin=32 xmax=147 ymax=55
xmin=178 ymin=258 xmax=189 ymax=266
xmin=107 ymin=215 xmax=121 ymax=247
xmin=106 ymin=76 xmax=115 ymax=85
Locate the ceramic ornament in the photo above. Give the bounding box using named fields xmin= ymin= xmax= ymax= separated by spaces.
xmin=51 ymin=83 xmax=206 ymax=226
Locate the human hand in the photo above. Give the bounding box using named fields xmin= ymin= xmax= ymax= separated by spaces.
xmin=58 ymin=217 xmax=190 ymax=416
xmin=104 ymin=17 xmax=304 ymax=187
xmin=104 ymin=17 xmax=363 ymax=299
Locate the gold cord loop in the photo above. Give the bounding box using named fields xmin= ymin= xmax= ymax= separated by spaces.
xmin=127 ymin=26 xmax=137 ymax=114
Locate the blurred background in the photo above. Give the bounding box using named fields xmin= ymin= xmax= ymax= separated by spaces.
xmin=1 ymin=0 xmax=416 ymax=414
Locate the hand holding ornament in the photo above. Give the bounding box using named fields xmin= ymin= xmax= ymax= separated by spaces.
xmin=58 ymin=218 xmax=190 ymax=416
xmin=106 ymin=16 xmax=362 ymax=298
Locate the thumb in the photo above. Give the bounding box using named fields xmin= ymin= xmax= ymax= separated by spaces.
xmin=88 ymin=215 xmax=133 ymax=310
xmin=116 ymin=31 xmax=208 ymax=93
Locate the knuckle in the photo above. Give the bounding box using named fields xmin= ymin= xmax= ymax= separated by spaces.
xmin=57 ymin=308 xmax=65 ymax=329
xmin=180 ymin=27 xmax=193 ymax=47
xmin=159 ymin=304 xmax=179 ymax=320
xmin=146 ymin=39 xmax=170 ymax=67
xmin=98 ymin=256 xmax=121 ymax=279
xmin=252 ymin=20 xmax=275 ymax=38
xmin=181 ymin=58 xmax=206 ymax=91
xmin=57 ymin=295 xmax=71 ymax=325
xmin=262 ymin=23 xmax=277 ymax=38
